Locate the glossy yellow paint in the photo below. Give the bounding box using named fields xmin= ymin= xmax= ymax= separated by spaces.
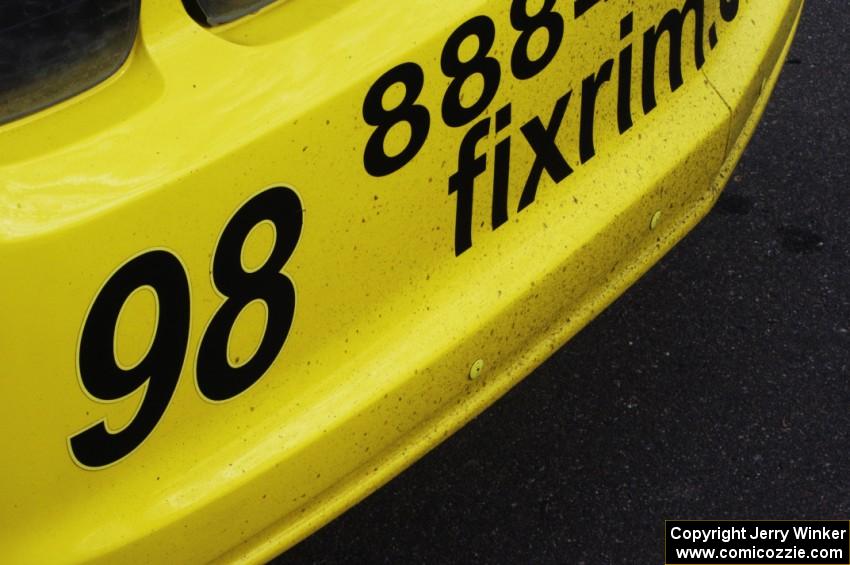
xmin=0 ymin=0 xmax=802 ymax=562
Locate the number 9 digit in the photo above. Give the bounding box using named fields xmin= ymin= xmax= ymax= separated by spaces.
xmin=69 ymin=250 xmax=190 ymax=469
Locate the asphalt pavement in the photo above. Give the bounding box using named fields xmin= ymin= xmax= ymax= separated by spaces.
xmin=275 ymin=2 xmax=850 ymax=563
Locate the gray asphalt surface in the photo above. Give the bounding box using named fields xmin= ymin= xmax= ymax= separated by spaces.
xmin=275 ymin=2 xmax=850 ymax=563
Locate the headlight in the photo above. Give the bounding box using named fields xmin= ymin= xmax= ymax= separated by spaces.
xmin=0 ymin=0 xmax=140 ymax=126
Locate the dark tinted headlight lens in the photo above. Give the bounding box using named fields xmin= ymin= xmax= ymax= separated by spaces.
xmin=184 ymin=0 xmax=277 ymax=26
xmin=0 ymin=0 xmax=140 ymax=126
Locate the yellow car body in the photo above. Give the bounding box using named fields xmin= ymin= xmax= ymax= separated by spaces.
xmin=0 ymin=0 xmax=802 ymax=562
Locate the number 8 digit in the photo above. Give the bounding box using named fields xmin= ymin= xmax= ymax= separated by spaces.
xmin=363 ymin=62 xmax=431 ymax=177
xmin=196 ymin=186 xmax=303 ymax=402
xmin=70 ymin=250 xmax=190 ymax=469
xmin=510 ymin=0 xmax=564 ymax=80
xmin=441 ymin=15 xmax=501 ymax=127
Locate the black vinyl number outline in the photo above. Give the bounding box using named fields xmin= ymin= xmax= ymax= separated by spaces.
xmin=70 ymin=186 xmax=302 ymax=469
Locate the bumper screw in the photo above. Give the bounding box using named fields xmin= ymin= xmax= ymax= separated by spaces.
xmin=469 ymin=359 xmax=485 ymax=380
xmin=650 ymin=210 xmax=662 ymax=230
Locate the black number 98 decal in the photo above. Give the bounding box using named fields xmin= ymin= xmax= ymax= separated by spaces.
xmin=70 ymin=186 xmax=303 ymax=469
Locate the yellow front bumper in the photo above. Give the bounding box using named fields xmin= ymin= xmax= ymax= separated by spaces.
xmin=0 ymin=0 xmax=802 ymax=562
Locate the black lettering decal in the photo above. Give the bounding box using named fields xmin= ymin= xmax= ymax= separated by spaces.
xmin=492 ymin=104 xmax=512 ymax=229
xmin=720 ymin=0 xmax=739 ymax=22
xmin=449 ymin=118 xmax=491 ymax=255
xmin=618 ymin=13 xmax=635 ymax=134
xmin=580 ymin=58 xmax=614 ymax=163
xmin=71 ymin=251 xmax=190 ymax=468
xmin=574 ymin=0 xmax=605 ymax=18
xmin=518 ymin=91 xmax=574 ymax=211
xmin=642 ymin=0 xmax=706 ymax=115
